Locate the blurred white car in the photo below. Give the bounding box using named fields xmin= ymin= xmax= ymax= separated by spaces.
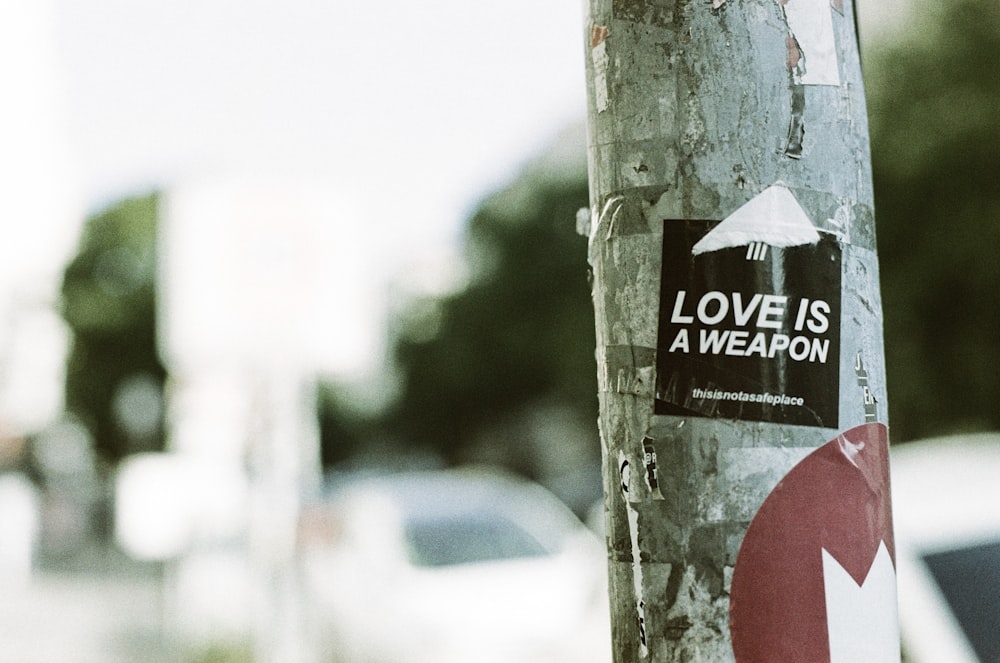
xmin=298 ymin=467 xmax=611 ymax=663
xmin=891 ymin=433 xmax=1000 ymax=663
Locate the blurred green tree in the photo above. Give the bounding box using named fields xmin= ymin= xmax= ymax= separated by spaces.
xmin=382 ymin=138 xmax=598 ymax=478
xmin=60 ymin=193 xmax=166 ymax=463
xmin=317 ymin=382 xmax=369 ymax=467
xmin=865 ymin=0 xmax=1000 ymax=441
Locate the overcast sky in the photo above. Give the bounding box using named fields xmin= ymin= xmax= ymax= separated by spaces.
xmin=52 ymin=1 xmax=588 ymax=241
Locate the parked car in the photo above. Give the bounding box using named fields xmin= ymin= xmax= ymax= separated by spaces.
xmin=298 ymin=467 xmax=612 ymax=663
xmin=891 ymin=432 xmax=1000 ymax=663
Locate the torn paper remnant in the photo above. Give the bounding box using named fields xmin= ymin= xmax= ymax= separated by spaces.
xmin=591 ymin=24 xmax=610 ymax=112
xmin=781 ymin=0 xmax=841 ymax=86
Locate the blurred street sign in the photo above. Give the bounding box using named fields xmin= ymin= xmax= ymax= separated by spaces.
xmin=158 ymin=177 xmax=379 ymax=376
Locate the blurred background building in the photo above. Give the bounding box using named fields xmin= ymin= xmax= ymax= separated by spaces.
xmin=0 ymin=0 xmax=998 ymax=661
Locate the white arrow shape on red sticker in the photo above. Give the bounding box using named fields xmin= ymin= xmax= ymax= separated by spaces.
xmin=691 ymin=184 xmax=820 ymax=256
xmin=824 ymin=541 xmax=901 ymax=663
xmin=729 ymin=423 xmax=898 ymax=663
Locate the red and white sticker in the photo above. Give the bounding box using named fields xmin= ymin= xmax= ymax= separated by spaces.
xmin=729 ymin=423 xmax=900 ymax=662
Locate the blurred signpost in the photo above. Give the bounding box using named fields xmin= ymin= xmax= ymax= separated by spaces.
xmin=156 ymin=178 xmax=367 ymax=662
xmin=580 ymin=0 xmax=899 ymax=660
xmin=0 ymin=0 xmax=83 ymax=442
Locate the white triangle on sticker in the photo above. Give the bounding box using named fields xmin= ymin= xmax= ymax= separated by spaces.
xmin=691 ymin=184 xmax=820 ymax=256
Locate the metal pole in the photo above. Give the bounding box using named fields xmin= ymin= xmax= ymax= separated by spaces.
xmin=581 ymin=0 xmax=898 ymax=660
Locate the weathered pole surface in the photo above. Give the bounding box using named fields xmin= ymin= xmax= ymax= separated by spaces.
xmin=581 ymin=0 xmax=898 ymax=661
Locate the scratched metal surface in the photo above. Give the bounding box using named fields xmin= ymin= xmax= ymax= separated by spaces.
xmin=582 ymin=0 xmax=890 ymax=660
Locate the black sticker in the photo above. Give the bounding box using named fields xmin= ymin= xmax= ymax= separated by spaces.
xmin=655 ymin=220 xmax=841 ymax=428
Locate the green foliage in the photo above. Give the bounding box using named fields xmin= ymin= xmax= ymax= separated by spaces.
xmin=60 ymin=193 xmax=166 ymax=462
xmin=317 ymin=382 xmax=371 ymax=467
xmin=384 ymin=158 xmax=596 ymax=468
xmin=865 ymin=0 xmax=1000 ymax=440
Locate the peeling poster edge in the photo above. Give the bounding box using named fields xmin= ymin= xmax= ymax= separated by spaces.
xmin=619 ymin=450 xmax=650 ymax=658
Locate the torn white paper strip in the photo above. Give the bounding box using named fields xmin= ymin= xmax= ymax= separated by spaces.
xmin=691 ymin=184 xmax=819 ymax=255
xmin=591 ymin=25 xmax=610 ymax=112
xmin=782 ymin=0 xmax=841 ymax=86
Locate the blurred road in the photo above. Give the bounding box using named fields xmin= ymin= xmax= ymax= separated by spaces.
xmin=0 ymin=550 xmax=175 ymax=663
